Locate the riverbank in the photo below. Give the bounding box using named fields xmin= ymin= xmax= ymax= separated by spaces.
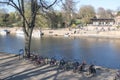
xmin=1 ymin=26 xmax=120 ymax=39
xmin=0 ymin=52 xmax=118 ymax=80
xmin=42 ymin=28 xmax=120 ymax=39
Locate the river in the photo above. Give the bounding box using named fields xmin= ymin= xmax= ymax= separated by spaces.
xmin=0 ymin=34 xmax=120 ymax=69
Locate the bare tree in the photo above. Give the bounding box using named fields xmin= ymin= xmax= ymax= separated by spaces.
xmin=61 ymin=0 xmax=77 ymax=27
xmin=0 ymin=0 xmax=57 ymax=58
xmin=106 ymin=9 xmax=114 ymax=18
xmin=97 ymin=7 xmax=114 ymax=19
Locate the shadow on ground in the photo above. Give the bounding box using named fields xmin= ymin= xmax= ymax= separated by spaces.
xmin=0 ymin=55 xmax=68 ymax=80
xmin=0 ymin=53 xmax=114 ymax=80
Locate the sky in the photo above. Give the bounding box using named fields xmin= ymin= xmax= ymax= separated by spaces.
xmin=1 ymin=0 xmax=120 ymax=13
xmin=77 ymin=0 xmax=120 ymax=11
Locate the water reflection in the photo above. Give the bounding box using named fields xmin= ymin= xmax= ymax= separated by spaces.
xmin=0 ymin=35 xmax=120 ymax=69
xmin=0 ymin=35 xmax=24 ymax=54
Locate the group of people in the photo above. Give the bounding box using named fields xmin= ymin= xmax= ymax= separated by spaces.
xmin=19 ymin=50 xmax=120 ymax=79
xmin=29 ymin=54 xmax=96 ymax=76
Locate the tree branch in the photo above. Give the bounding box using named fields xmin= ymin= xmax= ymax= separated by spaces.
xmin=40 ymin=0 xmax=57 ymax=9
xmin=12 ymin=1 xmax=30 ymax=27
xmin=18 ymin=0 xmax=22 ymax=10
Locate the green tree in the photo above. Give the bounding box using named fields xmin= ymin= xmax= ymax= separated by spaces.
xmin=46 ymin=11 xmax=64 ymax=29
xmin=78 ymin=5 xmax=95 ymax=25
xmin=61 ymin=0 xmax=77 ymax=27
xmin=13 ymin=11 xmax=22 ymax=27
xmin=36 ymin=13 xmax=49 ymax=28
xmin=7 ymin=12 xmax=21 ymax=27
xmin=2 ymin=13 xmax=9 ymax=27
xmin=0 ymin=8 xmax=9 ymax=26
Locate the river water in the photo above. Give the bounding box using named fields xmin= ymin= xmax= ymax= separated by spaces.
xmin=0 ymin=34 xmax=120 ymax=69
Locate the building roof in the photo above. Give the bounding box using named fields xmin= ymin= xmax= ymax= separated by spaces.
xmin=91 ymin=18 xmax=115 ymax=21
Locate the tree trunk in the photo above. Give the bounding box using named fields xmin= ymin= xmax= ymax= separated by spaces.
xmin=24 ymin=27 xmax=34 ymax=58
xmin=25 ymin=34 xmax=29 ymax=57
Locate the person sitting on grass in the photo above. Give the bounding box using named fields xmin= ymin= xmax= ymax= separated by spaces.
xmin=88 ymin=64 xmax=96 ymax=75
